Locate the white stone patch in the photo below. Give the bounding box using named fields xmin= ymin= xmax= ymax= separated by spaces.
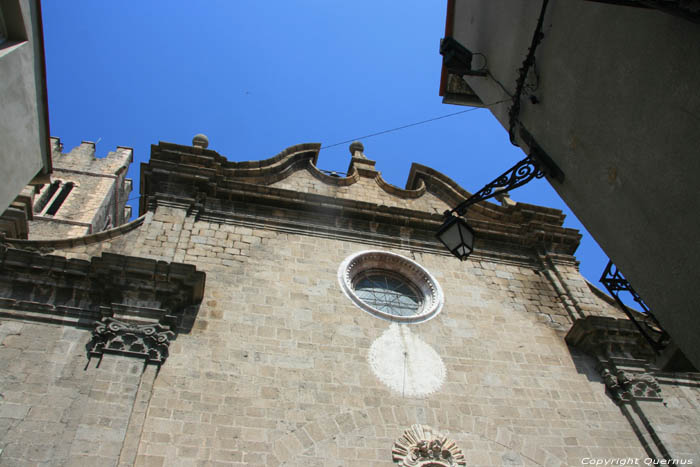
xmin=368 ymin=323 xmax=446 ymax=397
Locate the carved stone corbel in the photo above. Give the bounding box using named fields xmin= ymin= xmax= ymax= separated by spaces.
xmin=392 ymin=424 xmax=466 ymax=467
xmin=600 ymin=368 xmax=662 ymax=402
xmin=87 ymin=318 xmax=175 ymax=364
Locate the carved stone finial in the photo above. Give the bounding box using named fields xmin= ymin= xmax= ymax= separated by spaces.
xmin=392 ymin=425 xmax=466 ymax=467
xmin=349 ymin=141 xmax=366 ymax=158
xmin=192 ymin=134 xmax=209 ymax=148
xmin=494 ymin=191 xmax=517 ymax=207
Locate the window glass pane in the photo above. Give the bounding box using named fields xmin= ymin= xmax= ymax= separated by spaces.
xmin=355 ymin=273 xmax=421 ymax=317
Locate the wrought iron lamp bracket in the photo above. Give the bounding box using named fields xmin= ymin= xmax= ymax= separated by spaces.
xmin=437 ymin=140 xmax=562 ymax=262
xmin=600 ymin=260 xmax=669 ymax=352
xmin=447 ymin=154 xmax=546 ymax=218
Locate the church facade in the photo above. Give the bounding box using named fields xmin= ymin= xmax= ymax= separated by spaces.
xmin=0 ymin=136 xmax=698 ymax=466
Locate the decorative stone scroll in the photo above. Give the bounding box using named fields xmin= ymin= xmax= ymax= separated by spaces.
xmin=601 ymin=368 xmax=662 ymax=402
xmin=392 ymin=424 xmax=466 ymax=467
xmin=87 ymin=318 xmax=175 ymax=364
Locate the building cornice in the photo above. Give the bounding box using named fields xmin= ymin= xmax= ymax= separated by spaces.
xmin=140 ymin=141 xmax=581 ymax=256
xmin=0 ymin=246 xmax=205 ymax=364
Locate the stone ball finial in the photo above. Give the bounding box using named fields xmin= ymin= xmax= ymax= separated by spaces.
xmin=349 ymin=141 xmax=364 ymax=155
xmin=192 ymin=134 xmax=209 ymax=148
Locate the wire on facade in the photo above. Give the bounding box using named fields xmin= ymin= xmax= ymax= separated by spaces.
xmin=508 ymin=0 xmax=550 ymax=145
xmin=321 ymin=98 xmax=511 ymax=151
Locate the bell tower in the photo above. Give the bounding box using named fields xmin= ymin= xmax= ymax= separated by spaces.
xmin=27 ymin=138 xmax=133 ymax=239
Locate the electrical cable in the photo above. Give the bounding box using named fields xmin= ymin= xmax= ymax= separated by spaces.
xmin=48 ymin=99 xmax=511 ymax=221
xmin=488 ymin=70 xmax=514 ymax=99
xmin=508 ymin=0 xmax=550 ymax=145
xmin=472 ymin=52 xmax=513 ymax=99
xmin=321 ymin=98 xmax=511 ymax=150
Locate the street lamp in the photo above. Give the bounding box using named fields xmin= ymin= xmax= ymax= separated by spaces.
xmin=436 ymin=214 xmax=474 ymax=261
xmin=436 ymin=149 xmax=561 ymax=261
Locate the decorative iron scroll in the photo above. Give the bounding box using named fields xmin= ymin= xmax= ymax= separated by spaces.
xmin=601 ymin=368 xmax=662 ymax=402
xmin=392 ymin=424 xmax=466 ymax=467
xmin=87 ymin=318 xmax=175 ymax=364
xmin=451 ymin=155 xmax=545 ymax=216
xmin=599 ymin=260 xmax=669 ymax=352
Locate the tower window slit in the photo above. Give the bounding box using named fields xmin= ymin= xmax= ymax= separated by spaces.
xmin=34 ymin=181 xmax=61 ymax=213
xmin=45 ymin=182 xmax=74 ymax=216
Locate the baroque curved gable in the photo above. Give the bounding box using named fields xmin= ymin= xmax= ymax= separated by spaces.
xmin=140 ymin=140 xmax=581 ymax=256
xmin=195 ymin=140 xmax=512 ymax=220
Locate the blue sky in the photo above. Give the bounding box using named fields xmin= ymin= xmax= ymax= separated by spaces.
xmin=41 ymin=1 xmax=609 ymax=288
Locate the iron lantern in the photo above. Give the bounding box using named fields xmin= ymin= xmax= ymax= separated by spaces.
xmin=436 ymin=151 xmax=561 ymax=261
xmin=436 ymin=214 xmax=475 ymax=261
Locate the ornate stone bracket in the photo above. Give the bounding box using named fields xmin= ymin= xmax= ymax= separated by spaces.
xmin=86 ymin=318 xmax=175 ymax=365
xmin=566 ymin=317 xmax=680 ymax=460
xmin=87 ymin=318 xmax=175 ymax=364
xmin=392 ymin=424 xmax=466 ymax=467
xmin=0 ymin=247 xmax=205 ymax=366
xmin=600 ymin=368 xmax=662 ymax=402
xmin=566 ymin=317 xmax=665 ymax=403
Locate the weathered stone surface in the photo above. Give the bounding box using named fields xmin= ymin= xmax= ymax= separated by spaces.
xmin=0 ymin=322 xmax=143 ymax=467
xmin=27 ymin=140 xmax=133 ymax=240
xmin=0 ymin=139 xmax=697 ymax=466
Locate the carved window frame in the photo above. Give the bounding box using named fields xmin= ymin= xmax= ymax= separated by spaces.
xmin=338 ymin=250 xmax=444 ymax=323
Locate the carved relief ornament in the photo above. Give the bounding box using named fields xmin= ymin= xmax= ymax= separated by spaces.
xmin=87 ymin=318 xmax=175 ymax=364
xmin=600 ymin=368 xmax=662 ymax=402
xmin=392 ymin=424 xmax=466 ymax=467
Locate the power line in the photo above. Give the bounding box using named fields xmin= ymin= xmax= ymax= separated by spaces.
xmin=320 ymin=99 xmax=510 ymax=150
xmin=48 ymin=101 xmax=509 ymax=220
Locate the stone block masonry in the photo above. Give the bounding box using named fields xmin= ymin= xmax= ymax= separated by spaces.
xmin=0 ymin=322 xmax=147 ymax=467
xmin=19 ymin=203 xmax=657 ymax=467
xmin=28 ymin=139 xmax=133 ymax=240
xmin=0 ymin=138 xmax=696 ymax=466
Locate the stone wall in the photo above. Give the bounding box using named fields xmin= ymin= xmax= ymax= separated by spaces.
xmin=270 ymin=169 xmax=451 ymax=215
xmin=643 ymin=377 xmax=700 ymax=460
xmin=0 ymin=320 xmax=151 ymax=467
xmin=1 ymin=138 xmax=697 ymax=466
xmin=7 ymin=204 xmax=665 ymax=466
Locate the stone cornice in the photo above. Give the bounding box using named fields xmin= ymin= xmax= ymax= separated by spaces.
xmin=2 ymin=214 xmax=147 ymax=252
xmin=375 ymin=175 xmax=426 ymax=199
xmin=566 ymin=315 xmax=657 ymax=362
xmin=0 ymin=247 xmax=205 ymax=335
xmin=52 ymin=167 xmax=119 ymax=179
xmin=140 ymin=141 xmax=581 ymax=255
